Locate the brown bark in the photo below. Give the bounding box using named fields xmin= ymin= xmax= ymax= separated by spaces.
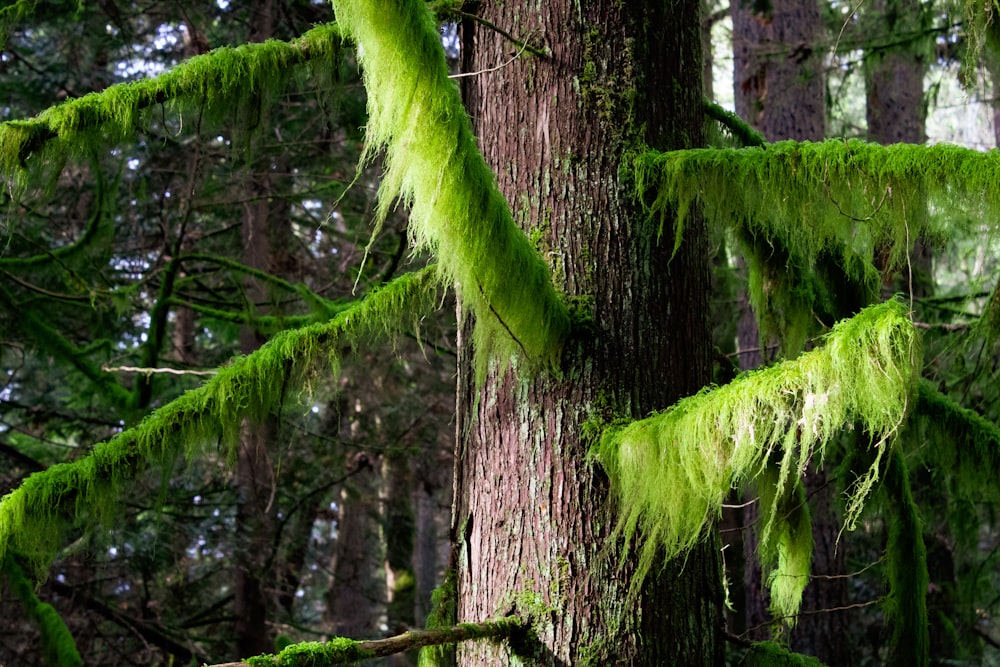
xmin=733 ymin=0 xmax=826 ymax=140
xmin=455 ymin=2 xmax=720 ymax=664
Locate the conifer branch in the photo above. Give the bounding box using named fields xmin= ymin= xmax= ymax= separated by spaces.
xmin=702 ymin=99 xmax=766 ymax=148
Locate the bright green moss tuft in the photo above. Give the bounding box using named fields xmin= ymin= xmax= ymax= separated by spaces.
xmin=594 ymin=300 xmax=920 ymax=620
xmin=332 ymin=0 xmax=570 ymax=379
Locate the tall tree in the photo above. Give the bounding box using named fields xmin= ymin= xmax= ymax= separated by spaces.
xmin=5 ymin=1 xmax=1000 ymax=665
xmin=453 ymin=1 xmax=719 ymax=664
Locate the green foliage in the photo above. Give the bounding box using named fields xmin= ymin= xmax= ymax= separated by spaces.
xmin=0 ymin=267 xmax=442 ymax=578
xmin=635 ymin=140 xmax=998 ymax=352
xmin=754 ymin=467 xmax=813 ymax=622
xmin=418 ymin=569 xmax=457 ymax=667
xmin=2 ymin=556 xmax=82 ymax=667
xmin=883 ymin=445 xmax=930 ymax=666
xmin=0 ymin=22 xmax=343 ymax=194
xmin=594 ymin=300 xmax=919 ymax=619
xmin=332 ymin=0 xmax=570 ymax=378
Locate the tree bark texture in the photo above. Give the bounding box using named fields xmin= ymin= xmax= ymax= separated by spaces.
xmin=455 ymin=2 xmax=722 ymax=664
xmin=732 ymin=0 xmax=825 ymax=139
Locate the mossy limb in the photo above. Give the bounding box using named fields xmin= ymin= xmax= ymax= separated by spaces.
xmin=332 ymin=0 xmax=570 ymax=378
xmin=593 ymin=300 xmax=920 ymax=620
xmin=0 ymin=267 xmax=441 ymax=578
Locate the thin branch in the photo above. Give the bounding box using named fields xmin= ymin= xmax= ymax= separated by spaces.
xmin=459 ymin=11 xmax=548 ymax=57
xmin=101 ymin=365 xmax=218 ymax=377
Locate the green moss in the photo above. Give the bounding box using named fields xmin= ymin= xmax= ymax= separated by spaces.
xmin=635 ymin=139 xmax=998 ymax=352
xmin=593 ymin=300 xmax=919 ymax=620
xmin=0 ymin=267 xmax=441 ymax=577
xmin=247 ymin=638 xmax=374 ymax=667
xmin=3 ymin=556 xmax=82 ymax=667
xmin=741 ymin=640 xmax=826 ymax=666
xmin=332 ymin=0 xmax=569 ymax=380
xmin=418 ymin=569 xmax=457 ymax=667
xmin=0 ymin=23 xmax=342 ymax=194
xmin=755 ymin=467 xmax=813 ymax=622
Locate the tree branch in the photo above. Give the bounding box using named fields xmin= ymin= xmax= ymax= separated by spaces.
xmin=208 ymin=617 xmax=525 ymax=667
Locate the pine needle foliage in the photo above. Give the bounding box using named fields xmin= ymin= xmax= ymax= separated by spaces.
xmin=2 ymin=555 xmax=82 ymax=667
xmin=0 ymin=267 xmax=442 ymax=578
xmin=331 ymin=0 xmax=570 ymax=377
xmin=594 ymin=300 xmax=920 ymax=619
xmin=0 ymin=22 xmax=342 ymax=195
xmin=635 ymin=140 xmax=998 ymax=352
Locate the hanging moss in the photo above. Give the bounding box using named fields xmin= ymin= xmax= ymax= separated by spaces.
xmin=754 ymin=466 xmax=813 ymax=622
xmin=635 ymin=140 xmax=997 ymax=351
xmin=593 ymin=300 xmax=919 ymax=619
xmin=0 ymin=267 xmax=442 ymax=578
xmin=331 ymin=0 xmax=570 ymax=378
xmin=0 ymin=23 xmax=342 ymax=194
xmin=3 ymin=555 xmax=82 ymax=667
xmin=882 ymin=444 xmax=930 ymax=667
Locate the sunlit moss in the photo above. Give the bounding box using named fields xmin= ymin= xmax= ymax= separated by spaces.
xmin=332 ymin=0 xmax=569 ymax=378
xmin=594 ymin=300 xmax=920 ymax=620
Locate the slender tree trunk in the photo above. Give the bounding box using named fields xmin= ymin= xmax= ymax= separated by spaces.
xmin=455 ymin=3 xmax=721 ymax=664
xmin=326 ymin=453 xmax=387 ymax=638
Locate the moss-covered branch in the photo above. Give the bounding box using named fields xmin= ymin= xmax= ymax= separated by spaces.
xmin=332 ymin=0 xmax=569 ymax=377
xmin=0 ymin=266 xmax=442 ymax=577
xmin=208 ymin=617 xmax=523 ymax=667
xmin=916 ymin=380 xmax=1000 ymax=461
xmin=3 ymin=555 xmax=82 ymax=667
xmin=0 ymin=23 xmax=342 ymax=190
xmin=636 ymin=139 xmax=997 ymax=349
xmin=0 ymin=283 xmax=133 ymax=409
xmin=593 ymin=300 xmax=920 ymax=620
xmin=702 ymin=99 xmax=766 ymax=148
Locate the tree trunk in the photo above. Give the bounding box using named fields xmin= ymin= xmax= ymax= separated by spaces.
xmin=455 ymin=3 xmax=721 ymax=664
xmin=326 ymin=453 xmax=387 ymax=639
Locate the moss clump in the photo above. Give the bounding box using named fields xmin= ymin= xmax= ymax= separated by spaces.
xmin=742 ymin=640 xmax=826 ymax=666
xmin=0 ymin=267 xmax=441 ymax=578
xmin=332 ymin=0 xmax=570 ymax=379
xmin=247 ymin=638 xmax=374 ymax=667
xmin=594 ymin=300 xmax=919 ymax=620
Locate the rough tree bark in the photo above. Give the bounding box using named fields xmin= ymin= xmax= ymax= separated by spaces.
xmin=455 ymin=2 xmax=722 ymax=664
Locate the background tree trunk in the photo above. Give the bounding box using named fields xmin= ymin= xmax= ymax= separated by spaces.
xmin=455 ymin=2 xmax=721 ymax=664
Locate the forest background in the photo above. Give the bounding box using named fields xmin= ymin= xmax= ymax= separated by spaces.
xmin=2 ymin=0 xmax=1000 ymax=665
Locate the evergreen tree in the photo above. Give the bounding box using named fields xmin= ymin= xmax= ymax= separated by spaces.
xmin=3 ymin=0 xmax=1000 ymax=665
